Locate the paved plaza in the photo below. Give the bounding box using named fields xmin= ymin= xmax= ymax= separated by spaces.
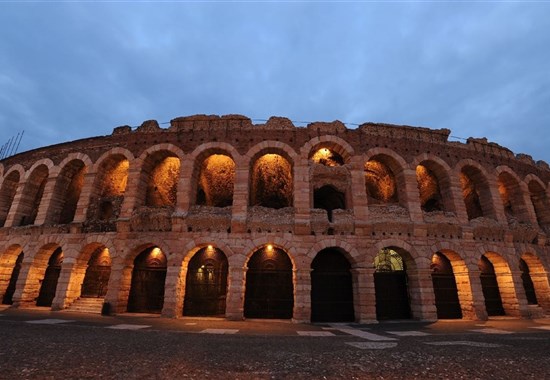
xmin=1 ymin=307 xmax=549 ymax=379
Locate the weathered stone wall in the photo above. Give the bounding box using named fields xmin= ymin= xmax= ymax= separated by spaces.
xmin=1 ymin=114 xmax=549 ymax=322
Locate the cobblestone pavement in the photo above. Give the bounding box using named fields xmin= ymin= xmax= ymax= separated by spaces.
xmin=1 ymin=307 xmax=549 ymax=379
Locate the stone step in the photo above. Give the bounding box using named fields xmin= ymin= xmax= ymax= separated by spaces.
xmin=67 ymin=297 xmax=105 ymax=314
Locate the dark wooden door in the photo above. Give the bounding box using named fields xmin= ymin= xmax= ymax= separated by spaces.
xmin=244 ymin=248 xmax=293 ymax=319
xmin=479 ymin=256 xmax=505 ymax=316
xmin=374 ymin=271 xmax=411 ymax=320
xmin=311 ymin=249 xmax=354 ymax=322
xmin=127 ymin=248 xmax=167 ymax=313
xmin=36 ymin=248 xmax=63 ymax=307
xmin=431 ymin=252 xmax=462 ymax=319
xmin=184 ymin=248 xmax=228 ymax=316
xmin=2 ymin=252 xmax=24 ymax=305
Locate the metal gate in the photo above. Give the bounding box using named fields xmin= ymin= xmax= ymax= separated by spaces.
xmin=81 ymin=249 xmax=111 ymax=298
xmin=127 ymin=247 xmax=166 ymax=313
xmin=520 ymin=259 xmax=538 ymax=305
xmin=2 ymin=252 xmax=24 ymax=305
xmin=36 ymin=248 xmax=63 ymax=307
xmin=244 ymin=247 xmax=293 ymax=319
xmin=431 ymin=252 xmax=462 ymax=319
xmin=374 ymin=248 xmax=411 ymax=320
xmin=479 ymin=256 xmax=505 ymax=316
xmin=184 ymin=247 xmax=228 ymax=316
xmin=311 ymin=248 xmax=354 ymax=322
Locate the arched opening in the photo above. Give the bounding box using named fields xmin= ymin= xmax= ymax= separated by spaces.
xmin=17 ymin=165 xmax=49 ymax=226
xmin=310 ymin=248 xmax=354 ymax=322
xmin=0 ymin=171 xmax=20 ymax=227
xmin=519 ymin=258 xmax=538 ymax=305
xmin=364 ymin=159 xmax=398 ymax=204
xmin=431 ymin=252 xmax=462 ymax=319
xmin=311 ymin=148 xmax=344 ymax=167
xmin=244 ymin=246 xmax=293 ymax=319
xmin=48 ymin=160 xmax=87 ymax=224
xmin=373 ymin=248 xmax=411 ymax=320
xmin=460 ymin=166 xmax=494 ymax=220
xmin=416 ymin=164 xmax=443 ymax=212
xmin=36 ymin=248 xmax=63 ymax=307
xmin=80 ymin=248 xmax=111 ymax=298
xmin=195 ymin=154 xmax=235 ymax=207
xmin=183 ymin=246 xmax=228 ymax=316
xmin=528 ymin=180 xmax=550 ymax=230
xmin=498 ymin=173 xmax=530 ymax=224
xmin=2 ymin=252 xmax=24 ymax=305
xmin=313 ymin=185 xmax=345 ymax=222
xmin=88 ymin=155 xmax=129 ymax=223
xmin=250 ymin=154 xmax=293 ymax=209
xmin=127 ymin=247 xmax=167 ymax=313
xmin=478 ymin=255 xmax=505 ymax=316
xmin=144 ymin=155 xmax=180 ymax=208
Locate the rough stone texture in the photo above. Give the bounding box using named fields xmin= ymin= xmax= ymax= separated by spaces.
xmin=0 ymin=114 xmax=550 ymax=323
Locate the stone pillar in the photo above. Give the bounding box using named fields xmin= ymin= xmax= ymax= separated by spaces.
xmin=349 ymin=157 xmax=369 ymax=234
xmin=162 ymin=265 xmax=184 ymax=318
xmin=33 ymin=177 xmax=57 ymax=225
xmin=453 ymin=269 xmax=477 ymax=320
xmin=466 ymin=269 xmax=489 ymax=320
xmin=486 ymin=175 xmax=508 ymax=224
xmin=12 ymin=260 xmax=40 ymax=308
xmin=351 ymin=267 xmax=377 ymax=323
xmin=447 ymin=173 xmax=469 ymax=223
xmin=104 ymin=263 xmax=133 ymax=314
xmin=176 ymin=156 xmax=193 ymax=214
xmin=73 ymin=171 xmax=96 ymax=223
xmin=292 ymin=269 xmax=311 ymax=323
xmin=118 ymin=164 xmax=143 ymax=219
xmin=501 ymin=269 xmax=528 ymax=318
xmin=293 ymin=159 xmax=311 ymax=235
xmin=401 ymin=169 xmax=424 ymax=223
xmin=51 ymin=260 xmax=77 ymax=310
xmin=225 ymin=266 xmax=246 ymax=320
xmin=231 ymin=165 xmax=249 ymax=233
xmin=407 ymin=268 xmax=437 ymax=321
xmin=4 ymin=180 xmax=26 ymax=227
xmin=531 ymin=271 xmax=550 ymax=312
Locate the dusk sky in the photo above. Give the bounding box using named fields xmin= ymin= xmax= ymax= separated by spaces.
xmin=1 ymin=2 xmax=549 ymax=162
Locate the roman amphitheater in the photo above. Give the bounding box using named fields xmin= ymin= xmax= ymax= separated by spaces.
xmin=1 ymin=114 xmax=549 ymax=323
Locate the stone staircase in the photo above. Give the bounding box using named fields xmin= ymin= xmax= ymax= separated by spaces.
xmin=67 ymin=297 xmax=105 ymax=314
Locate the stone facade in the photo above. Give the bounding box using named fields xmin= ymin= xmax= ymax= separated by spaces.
xmin=0 ymin=114 xmax=549 ymax=322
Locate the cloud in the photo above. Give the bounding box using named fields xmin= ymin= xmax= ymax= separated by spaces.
xmin=0 ymin=2 xmax=549 ymax=162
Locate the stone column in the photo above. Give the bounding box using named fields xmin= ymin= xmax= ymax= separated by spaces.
xmin=349 ymin=157 xmax=369 ymax=234
xmin=447 ymin=173 xmax=469 ymax=223
xmin=530 ymin=270 xmax=550 ymax=312
xmin=34 ymin=177 xmax=57 ymax=225
xmin=104 ymin=263 xmax=133 ymax=314
xmin=292 ymin=269 xmax=311 ymax=323
xmin=118 ymin=164 xmax=143 ymax=219
xmin=51 ymin=260 xmax=77 ymax=310
xmin=73 ymin=171 xmax=96 ymax=223
xmin=453 ymin=269 xmax=477 ymax=320
xmin=293 ymin=159 xmax=311 ymax=235
xmin=502 ymin=269 xmax=528 ymax=318
xmin=11 ymin=260 xmax=36 ymax=308
xmin=466 ymin=269 xmax=489 ymax=320
xmin=231 ymin=165 xmax=249 ymax=233
xmin=351 ymin=267 xmax=377 ymax=323
xmin=225 ymin=266 xmax=246 ymax=320
xmin=162 ymin=265 xmax=184 ymax=318
xmin=407 ymin=268 xmax=437 ymax=321
xmin=400 ymin=169 xmax=424 ymax=223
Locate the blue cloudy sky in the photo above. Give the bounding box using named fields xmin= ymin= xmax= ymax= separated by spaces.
xmin=1 ymin=2 xmax=549 ymax=162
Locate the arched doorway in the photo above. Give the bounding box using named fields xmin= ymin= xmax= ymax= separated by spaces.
xmin=431 ymin=252 xmax=462 ymax=319
xmin=519 ymin=258 xmax=538 ymax=305
xmin=36 ymin=248 xmax=63 ymax=307
xmin=127 ymin=247 xmax=167 ymax=313
xmin=244 ymin=246 xmax=293 ymax=319
xmin=183 ymin=247 xmax=228 ymax=316
xmin=2 ymin=252 xmax=24 ymax=305
xmin=374 ymin=248 xmax=411 ymax=320
xmin=311 ymin=248 xmax=354 ymax=322
xmin=479 ymin=255 xmax=505 ymax=316
xmin=81 ymin=248 xmax=111 ymax=298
